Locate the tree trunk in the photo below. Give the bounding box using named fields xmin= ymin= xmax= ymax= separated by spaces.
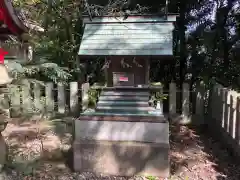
xmin=179 ymin=0 xmax=187 ymax=85
xmin=221 ymin=0 xmax=233 ymax=77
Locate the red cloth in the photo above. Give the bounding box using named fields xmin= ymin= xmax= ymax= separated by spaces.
xmin=0 ymin=48 xmax=8 ymax=64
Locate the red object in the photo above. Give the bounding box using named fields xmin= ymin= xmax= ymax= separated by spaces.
xmin=119 ymin=76 xmax=128 ymax=82
xmin=0 ymin=48 xmax=8 ymax=64
xmin=0 ymin=0 xmax=24 ymax=35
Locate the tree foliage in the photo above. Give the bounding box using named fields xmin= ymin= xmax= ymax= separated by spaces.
xmin=183 ymin=0 xmax=240 ymax=88
xmin=9 ymin=0 xmax=240 ymax=90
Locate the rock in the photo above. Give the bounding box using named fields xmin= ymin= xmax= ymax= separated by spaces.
xmin=76 ymin=174 xmax=87 ymax=180
xmin=42 ymin=149 xmax=63 ymax=161
xmin=84 ymin=108 xmax=95 ymax=113
xmin=0 ymin=171 xmax=9 ymax=180
xmin=0 ymin=134 xmax=7 ymax=172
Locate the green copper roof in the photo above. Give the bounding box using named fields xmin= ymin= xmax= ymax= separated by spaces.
xmin=78 ymin=16 xmax=176 ymax=56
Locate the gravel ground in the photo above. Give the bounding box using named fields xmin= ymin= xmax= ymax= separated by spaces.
xmin=1 ymin=117 xmax=240 ymax=180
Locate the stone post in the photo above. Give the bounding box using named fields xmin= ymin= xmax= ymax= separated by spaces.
xmin=70 ymin=82 xmax=79 ymax=116
xmin=169 ymin=82 xmax=176 ymax=116
xmin=0 ymin=121 xmax=7 ymax=172
xmin=194 ymin=81 xmax=205 ymax=124
xmin=81 ymin=83 xmax=90 ymax=112
xmin=58 ymin=83 xmax=66 ymax=114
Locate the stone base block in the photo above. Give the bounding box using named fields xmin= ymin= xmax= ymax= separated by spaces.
xmin=73 ymin=140 xmax=169 ymax=178
xmin=75 ymin=120 xmax=169 ymax=144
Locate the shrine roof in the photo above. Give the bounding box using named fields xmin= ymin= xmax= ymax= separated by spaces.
xmin=0 ymin=0 xmax=44 ymax=38
xmin=0 ymin=0 xmax=27 ymax=35
xmin=78 ymin=15 xmax=177 ymax=56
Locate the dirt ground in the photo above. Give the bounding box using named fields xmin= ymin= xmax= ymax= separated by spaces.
xmin=1 ymin=116 xmax=240 ymax=180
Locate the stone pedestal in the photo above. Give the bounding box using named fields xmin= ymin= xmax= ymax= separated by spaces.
xmin=74 ymin=119 xmax=169 ymax=178
xmin=0 ymin=121 xmax=7 ymax=172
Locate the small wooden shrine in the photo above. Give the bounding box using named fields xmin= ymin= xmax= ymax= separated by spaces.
xmin=74 ymin=14 xmax=177 ymax=178
xmin=78 ymin=15 xmax=176 ymax=87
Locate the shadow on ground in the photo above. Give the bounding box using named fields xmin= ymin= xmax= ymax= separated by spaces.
xmin=62 ymin=146 xmax=74 ymax=171
xmin=170 ymin=123 xmax=240 ymax=180
xmin=3 ymin=115 xmax=240 ymax=180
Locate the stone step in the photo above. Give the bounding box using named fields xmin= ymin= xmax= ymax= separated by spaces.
xmin=97 ymin=101 xmax=149 ymax=107
xmin=101 ymin=91 xmax=149 ymax=96
xmin=79 ymin=113 xmax=167 ymax=122
xmin=96 ymin=106 xmax=154 ymax=113
xmin=98 ymin=95 xmax=149 ymax=101
xmin=102 ymin=86 xmax=150 ymax=91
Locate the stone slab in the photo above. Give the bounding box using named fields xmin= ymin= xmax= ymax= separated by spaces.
xmin=95 ymin=106 xmax=154 ymax=114
xmin=79 ymin=114 xmax=167 ymax=123
xmin=98 ymin=96 xmax=149 ymax=101
xmin=75 ymin=120 xmax=169 ymax=144
xmin=101 ymin=91 xmax=149 ymax=96
xmin=97 ymin=101 xmax=149 ymax=107
xmin=73 ymin=140 xmax=169 ymax=177
xmin=96 ymin=106 xmax=153 ymax=110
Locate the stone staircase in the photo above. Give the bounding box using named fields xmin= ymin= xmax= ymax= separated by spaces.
xmin=74 ymin=87 xmax=170 ymax=178
xmin=95 ymin=87 xmax=155 ymax=114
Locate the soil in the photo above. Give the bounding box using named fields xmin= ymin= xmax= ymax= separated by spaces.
xmin=0 ymin=116 xmax=239 ymax=180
